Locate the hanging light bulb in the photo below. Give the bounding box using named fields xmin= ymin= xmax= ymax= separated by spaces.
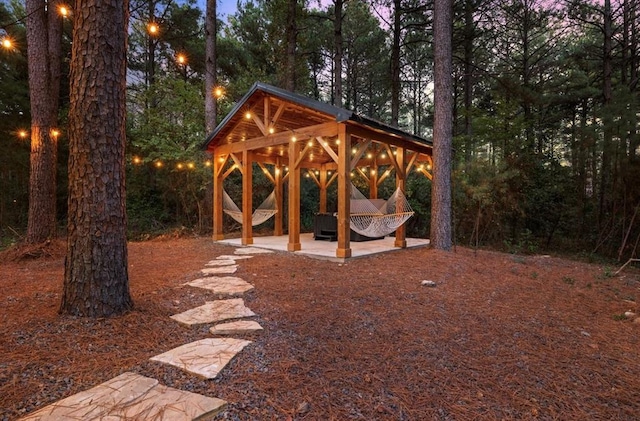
xmin=213 ymin=86 xmax=224 ymax=98
xmin=59 ymin=5 xmax=70 ymax=17
xmin=148 ymin=22 xmax=159 ymax=35
xmin=176 ymin=53 xmax=187 ymax=65
xmin=1 ymin=38 xmax=13 ymax=49
xmin=18 ymin=130 xmax=28 ymax=139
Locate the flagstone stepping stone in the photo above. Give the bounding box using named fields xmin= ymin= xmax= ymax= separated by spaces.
xmin=210 ymin=320 xmax=263 ymax=335
xmin=201 ymin=265 xmax=238 ymax=275
xmin=150 ymin=338 xmax=252 ymax=379
xmin=170 ymin=298 xmax=256 ymax=326
xmin=205 ymin=259 xmax=236 ymax=266
xmin=217 ymin=254 xmax=253 ymax=260
xmin=234 ymin=247 xmax=274 ymax=255
xmin=186 ymin=276 xmax=254 ymax=295
xmin=20 ymin=372 xmax=226 ymax=420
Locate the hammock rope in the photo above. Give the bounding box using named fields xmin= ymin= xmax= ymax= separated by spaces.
xmin=349 ymin=184 xmax=414 ymax=238
xmin=222 ymin=190 xmax=278 ymax=226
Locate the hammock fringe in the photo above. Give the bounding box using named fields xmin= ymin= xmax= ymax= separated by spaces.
xmin=222 ymin=190 xmax=278 ymax=226
xmin=349 ymin=184 xmax=414 ymax=237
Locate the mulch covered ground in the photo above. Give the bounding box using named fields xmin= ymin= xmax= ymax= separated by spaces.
xmin=1 ymin=237 xmax=639 ymax=420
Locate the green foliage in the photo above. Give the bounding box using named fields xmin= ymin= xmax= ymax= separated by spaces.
xmin=127 ymin=76 xmax=211 ymax=235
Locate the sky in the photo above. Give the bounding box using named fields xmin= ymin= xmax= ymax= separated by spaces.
xmin=196 ymin=0 xmax=238 ymax=20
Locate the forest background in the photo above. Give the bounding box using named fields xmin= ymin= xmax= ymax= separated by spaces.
xmin=0 ymin=0 xmax=638 ymax=261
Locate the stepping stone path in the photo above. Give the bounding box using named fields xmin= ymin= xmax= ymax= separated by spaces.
xmin=205 ymin=259 xmax=237 ymax=266
xmin=20 ymin=372 xmax=226 ymax=420
xmin=170 ymin=298 xmax=256 ymax=326
xmin=21 ymin=246 xmax=266 ymax=421
xmin=217 ymin=254 xmax=253 ymax=260
xmin=211 ymin=320 xmax=264 ymax=335
xmin=201 ymin=265 xmax=238 ymax=275
xmin=186 ymin=276 xmax=254 ymax=295
xmin=150 ymin=338 xmax=253 ymax=379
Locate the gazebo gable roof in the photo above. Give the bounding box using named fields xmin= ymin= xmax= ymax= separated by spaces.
xmin=203 ymin=82 xmax=432 ymax=157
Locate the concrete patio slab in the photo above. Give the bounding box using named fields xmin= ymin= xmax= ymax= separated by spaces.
xmin=200 ymin=265 xmax=238 ymax=275
xmin=170 ymin=298 xmax=256 ymax=326
xmin=218 ymin=233 xmax=430 ymax=261
xmin=185 ymin=276 xmax=254 ymax=295
xmin=150 ymin=338 xmax=252 ymax=379
xmin=233 ymin=247 xmax=274 ymax=255
xmin=210 ymin=320 xmax=263 ymax=335
xmin=20 ymin=372 xmax=226 ymax=421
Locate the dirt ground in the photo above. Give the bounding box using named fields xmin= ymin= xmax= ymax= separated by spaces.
xmin=1 ymin=237 xmax=639 ymax=420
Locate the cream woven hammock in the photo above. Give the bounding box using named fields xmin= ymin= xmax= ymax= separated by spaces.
xmin=222 ymin=190 xmax=278 ymax=226
xmin=349 ymin=184 xmax=414 ymax=238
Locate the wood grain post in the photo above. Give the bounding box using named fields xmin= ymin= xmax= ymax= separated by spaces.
xmin=395 ymin=147 xmax=407 ymax=248
xmin=336 ymin=124 xmax=352 ymax=258
xmin=213 ymin=154 xmax=224 ymax=240
xmin=242 ymin=149 xmax=253 ymax=245
xmin=288 ymin=139 xmax=301 ymax=251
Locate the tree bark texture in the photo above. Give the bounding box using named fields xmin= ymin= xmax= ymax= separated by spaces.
xmin=285 ymin=0 xmax=297 ymax=92
xmin=390 ymin=0 xmax=401 ymax=127
xmin=599 ymin=0 xmax=613 ymax=228
xmin=431 ymin=0 xmax=453 ymax=251
xmin=61 ymin=0 xmax=133 ymax=317
xmin=205 ymin=0 xmax=217 ymax=133
xmin=25 ymin=0 xmax=62 ymax=244
xmin=333 ymin=0 xmax=343 ymax=107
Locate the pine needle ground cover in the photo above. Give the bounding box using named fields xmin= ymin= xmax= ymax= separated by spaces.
xmin=1 ymin=238 xmax=639 ymax=420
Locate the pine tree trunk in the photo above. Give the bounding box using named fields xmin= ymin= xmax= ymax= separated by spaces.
xmin=285 ymin=0 xmax=297 ymax=92
xmin=431 ymin=0 xmax=453 ymax=251
xmin=205 ymin=0 xmax=217 ymax=133
xmin=25 ymin=0 xmax=62 ymax=244
xmin=390 ymin=0 xmax=401 ymax=127
xmin=333 ymin=0 xmax=343 ymax=107
xmin=61 ymin=0 xmax=133 ymax=317
xmin=599 ymin=0 xmax=613 ymax=228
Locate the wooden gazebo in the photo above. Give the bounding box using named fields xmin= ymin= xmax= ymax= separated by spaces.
xmin=204 ymin=82 xmax=433 ymax=258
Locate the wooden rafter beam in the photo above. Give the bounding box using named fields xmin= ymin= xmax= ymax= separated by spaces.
xmin=270 ymin=102 xmax=286 ymax=126
xmin=377 ymin=167 xmax=394 ymax=186
xmin=294 ymin=141 xmax=314 ymax=169
xmin=222 ymin=164 xmax=238 ymax=180
xmin=257 ymin=162 xmax=276 ymax=185
xmin=215 ymin=154 xmax=229 ymax=178
xmin=307 ymin=169 xmax=321 ymax=187
xmin=350 ymin=139 xmax=371 ymax=170
xmin=384 ymin=144 xmax=402 ymax=177
xmin=419 ymin=167 xmax=433 ymax=180
xmin=327 ymin=171 xmax=338 ymax=188
xmin=348 ymin=124 xmax=432 ymax=156
xmin=229 ymin=153 xmax=243 ymax=175
xmin=317 ymin=136 xmax=339 ymax=164
xmin=263 ymin=97 xmax=271 ymax=131
xmin=405 ymin=151 xmax=419 ymax=175
xmin=356 ymin=167 xmax=370 ymax=182
xmin=251 ymin=113 xmax=267 ymax=136
xmin=214 ymin=122 xmax=338 ymax=155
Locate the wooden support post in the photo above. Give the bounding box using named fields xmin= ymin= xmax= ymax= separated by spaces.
xmin=288 ymin=139 xmax=301 ymax=251
xmin=336 ymin=125 xmax=352 ymax=258
xmin=212 ymin=154 xmax=224 ymax=240
xmin=242 ymin=149 xmax=253 ymax=245
xmin=395 ymin=147 xmax=407 ymax=248
xmin=274 ymin=160 xmax=284 ymax=236
xmin=319 ymin=164 xmax=328 ymax=213
xmin=369 ymin=162 xmax=378 ymax=199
